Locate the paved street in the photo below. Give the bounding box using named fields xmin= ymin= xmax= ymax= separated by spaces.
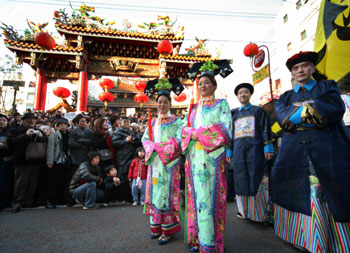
xmin=0 ymin=202 xmax=298 ymax=253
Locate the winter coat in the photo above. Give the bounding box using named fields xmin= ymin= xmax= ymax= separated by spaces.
xmin=7 ymin=124 xmax=48 ymax=165
xmin=0 ymin=126 xmax=13 ymax=160
xmin=128 ymin=157 xmax=147 ymax=179
xmin=68 ymin=127 xmax=93 ymax=166
xmin=103 ymin=176 xmax=120 ymax=193
xmin=69 ymin=161 xmax=102 ymax=194
xmin=111 ymin=127 xmax=138 ymax=175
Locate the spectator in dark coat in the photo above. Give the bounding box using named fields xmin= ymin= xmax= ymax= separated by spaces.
xmin=0 ymin=114 xmax=14 ymax=210
xmin=70 ymin=151 xmax=104 ymax=209
xmin=69 ymin=114 xmax=93 ymax=167
xmin=103 ymin=165 xmax=121 ymax=202
xmin=92 ymin=118 xmax=114 ymax=177
xmin=7 ymin=113 xmax=48 ymax=213
xmin=67 ymin=114 xmax=93 ymax=205
xmin=111 ymin=117 xmax=138 ymax=181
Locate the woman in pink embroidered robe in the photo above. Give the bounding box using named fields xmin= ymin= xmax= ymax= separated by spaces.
xmin=182 ymin=73 xmax=232 ymax=252
xmin=142 ymin=103 xmax=183 ymax=242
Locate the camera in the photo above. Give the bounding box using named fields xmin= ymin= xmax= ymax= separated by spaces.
xmin=33 ymin=130 xmax=40 ymax=135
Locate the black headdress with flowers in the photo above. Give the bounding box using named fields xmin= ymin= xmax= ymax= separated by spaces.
xmin=144 ymin=78 xmax=184 ymax=98
xmin=187 ymin=60 xmax=233 ymax=81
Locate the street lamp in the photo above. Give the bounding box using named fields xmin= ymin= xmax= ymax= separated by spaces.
xmin=243 ymin=43 xmax=273 ymax=101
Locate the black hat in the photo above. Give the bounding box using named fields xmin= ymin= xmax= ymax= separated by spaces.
xmin=234 ymin=83 xmax=254 ymax=96
xmin=121 ymin=116 xmax=130 ymax=120
xmin=144 ymin=78 xmax=184 ymax=98
xmin=0 ymin=114 xmax=8 ymax=122
xmin=187 ymin=60 xmax=233 ymax=81
xmin=21 ymin=112 xmax=37 ymax=120
xmin=286 ymin=51 xmax=318 ymax=71
xmin=73 ymin=114 xmax=90 ymax=124
xmin=56 ymin=117 xmax=69 ymax=127
xmin=104 ymin=164 xmax=116 ymax=175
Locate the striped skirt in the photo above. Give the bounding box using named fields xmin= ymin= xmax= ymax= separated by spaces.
xmin=236 ymin=176 xmax=269 ymax=222
xmin=274 ymin=182 xmax=350 ymax=253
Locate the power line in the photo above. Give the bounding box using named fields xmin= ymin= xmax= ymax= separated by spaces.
xmin=51 ymin=0 xmax=278 ymax=17
xmin=6 ymin=0 xmax=279 ymax=19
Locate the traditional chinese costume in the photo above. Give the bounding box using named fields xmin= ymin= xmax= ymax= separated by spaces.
xmin=142 ymin=115 xmax=183 ymax=236
xmin=182 ymin=98 xmax=232 ymax=253
xmin=227 ymin=103 xmax=273 ymax=222
xmin=271 ymin=79 xmax=350 ymax=252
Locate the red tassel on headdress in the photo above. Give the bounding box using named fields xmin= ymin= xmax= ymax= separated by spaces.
xmin=148 ymin=106 xmax=153 ymax=141
xmin=187 ymin=98 xmax=194 ymax=127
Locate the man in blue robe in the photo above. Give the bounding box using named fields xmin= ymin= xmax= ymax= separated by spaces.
xmin=227 ymin=83 xmax=274 ymax=222
xmin=271 ymin=51 xmax=350 ymax=252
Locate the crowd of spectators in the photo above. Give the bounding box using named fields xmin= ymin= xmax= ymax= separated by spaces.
xmin=0 ymin=109 xmax=148 ymax=212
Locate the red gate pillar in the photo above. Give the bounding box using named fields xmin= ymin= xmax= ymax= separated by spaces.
xmin=33 ymin=69 xmax=47 ymax=111
xmin=77 ymin=64 xmax=88 ymax=112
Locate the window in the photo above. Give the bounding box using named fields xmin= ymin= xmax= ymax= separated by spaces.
xmin=283 ymin=14 xmax=288 ymax=23
xmin=301 ymin=30 xmax=307 ymax=40
xmin=27 ymin=92 xmax=34 ymax=101
xmin=296 ymin=0 xmax=302 ymax=9
xmin=287 ymin=42 xmax=292 ymax=51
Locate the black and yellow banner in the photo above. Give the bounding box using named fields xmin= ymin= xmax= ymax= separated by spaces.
xmin=314 ymin=0 xmax=350 ymax=84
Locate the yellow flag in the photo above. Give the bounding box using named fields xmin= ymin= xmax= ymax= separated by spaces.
xmin=314 ymin=0 xmax=350 ymax=83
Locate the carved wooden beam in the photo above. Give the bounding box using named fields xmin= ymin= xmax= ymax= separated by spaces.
xmin=44 ymin=71 xmax=79 ymax=80
xmin=30 ymin=52 xmax=36 ymax=66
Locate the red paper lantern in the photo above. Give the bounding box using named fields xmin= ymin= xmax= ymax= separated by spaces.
xmin=34 ymin=32 xmax=55 ymax=50
xmin=134 ymin=93 xmax=149 ymax=104
xmin=98 ymin=92 xmax=114 ymax=102
xmin=174 ymin=93 xmax=187 ymax=102
xmin=157 ymin=40 xmax=173 ymax=55
xmin=53 ymin=87 xmax=71 ymax=98
xmin=99 ymin=78 xmax=115 ymax=90
xmin=135 ymin=80 xmax=146 ymax=92
xmin=99 ymin=91 xmax=115 ymax=109
xmin=243 ymin=43 xmax=259 ymax=57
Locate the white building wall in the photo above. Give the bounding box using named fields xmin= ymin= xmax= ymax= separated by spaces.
xmin=270 ymin=0 xmax=321 ymax=94
xmin=251 ymin=0 xmax=322 ymax=106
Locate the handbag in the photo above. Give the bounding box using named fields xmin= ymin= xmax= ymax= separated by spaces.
xmin=99 ymin=149 xmax=113 ymax=161
xmin=56 ymin=151 xmax=69 ymax=165
xmin=56 ymin=137 xmax=70 ymax=166
xmin=26 ymin=135 xmax=47 ymax=160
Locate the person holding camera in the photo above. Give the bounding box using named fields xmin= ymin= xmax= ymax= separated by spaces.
xmin=7 ymin=112 xmax=48 ymax=213
xmin=111 ymin=117 xmax=138 ymax=202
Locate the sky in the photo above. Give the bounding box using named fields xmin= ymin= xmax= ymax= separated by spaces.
xmin=0 ymin=0 xmax=284 ymax=108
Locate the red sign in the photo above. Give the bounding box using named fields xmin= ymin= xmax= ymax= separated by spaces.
xmin=254 ymin=50 xmax=265 ymax=68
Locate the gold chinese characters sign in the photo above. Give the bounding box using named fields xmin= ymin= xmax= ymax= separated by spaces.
xmin=252 ymin=64 xmax=269 ymax=85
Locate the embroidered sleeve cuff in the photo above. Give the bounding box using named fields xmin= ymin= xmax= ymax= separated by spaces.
xmin=264 ymin=142 xmax=274 ymax=153
xmin=226 ymin=148 xmax=233 ymax=158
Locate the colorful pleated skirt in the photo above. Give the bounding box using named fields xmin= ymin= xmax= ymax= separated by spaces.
xmin=274 ymin=179 xmax=350 ymax=253
xmin=236 ymin=176 xmax=269 ymax=222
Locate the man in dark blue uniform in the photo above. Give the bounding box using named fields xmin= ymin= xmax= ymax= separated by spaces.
xmin=227 ymin=83 xmax=274 ymax=223
xmin=271 ymin=51 xmax=350 ymax=252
